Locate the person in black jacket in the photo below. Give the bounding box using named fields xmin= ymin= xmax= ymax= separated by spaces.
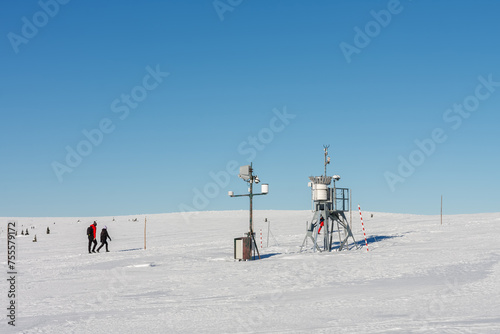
xmin=97 ymin=226 xmax=112 ymax=253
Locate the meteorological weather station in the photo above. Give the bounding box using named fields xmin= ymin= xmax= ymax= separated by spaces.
xmin=301 ymin=145 xmax=357 ymax=252
xmin=229 ymin=163 xmax=269 ymax=261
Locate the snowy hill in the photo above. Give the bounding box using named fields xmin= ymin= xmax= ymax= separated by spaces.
xmin=1 ymin=210 xmax=499 ymax=333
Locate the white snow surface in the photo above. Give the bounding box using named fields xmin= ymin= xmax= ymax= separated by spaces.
xmin=1 ymin=210 xmax=499 ymax=333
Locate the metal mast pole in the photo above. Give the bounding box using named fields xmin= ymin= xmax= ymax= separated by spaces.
xmin=249 ymin=163 xmax=253 ymax=235
xmin=249 ymin=163 xmax=260 ymax=259
xmin=230 ymin=163 xmax=266 ymax=260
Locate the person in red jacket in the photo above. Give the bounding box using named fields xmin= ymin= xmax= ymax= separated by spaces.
xmin=318 ymin=216 xmax=325 ymax=234
xmin=88 ymin=221 xmax=98 ymax=253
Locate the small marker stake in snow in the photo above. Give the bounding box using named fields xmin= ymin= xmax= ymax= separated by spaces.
xmin=358 ymin=204 xmax=369 ymax=252
xmin=260 ymin=229 xmax=263 ymax=249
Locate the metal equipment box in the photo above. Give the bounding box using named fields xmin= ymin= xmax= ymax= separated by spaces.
xmin=234 ymin=237 xmax=252 ymax=260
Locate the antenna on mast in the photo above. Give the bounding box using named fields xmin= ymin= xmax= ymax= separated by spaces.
xmin=323 ymin=145 xmax=330 ymax=177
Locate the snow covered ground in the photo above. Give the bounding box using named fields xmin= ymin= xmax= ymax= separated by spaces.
xmin=1 ymin=210 xmax=499 ymax=333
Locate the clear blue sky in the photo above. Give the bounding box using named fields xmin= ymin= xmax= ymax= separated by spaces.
xmin=1 ymin=0 xmax=499 ymax=217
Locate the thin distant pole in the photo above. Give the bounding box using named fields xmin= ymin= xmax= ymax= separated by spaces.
xmin=440 ymin=196 xmax=443 ymax=225
xmin=144 ymin=216 xmax=147 ymax=250
xmin=266 ymin=219 xmax=270 ymax=248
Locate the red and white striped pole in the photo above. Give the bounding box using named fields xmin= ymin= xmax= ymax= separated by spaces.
xmin=358 ymin=204 xmax=369 ymax=252
xmin=260 ymin=229 xmax=263 ymax=249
